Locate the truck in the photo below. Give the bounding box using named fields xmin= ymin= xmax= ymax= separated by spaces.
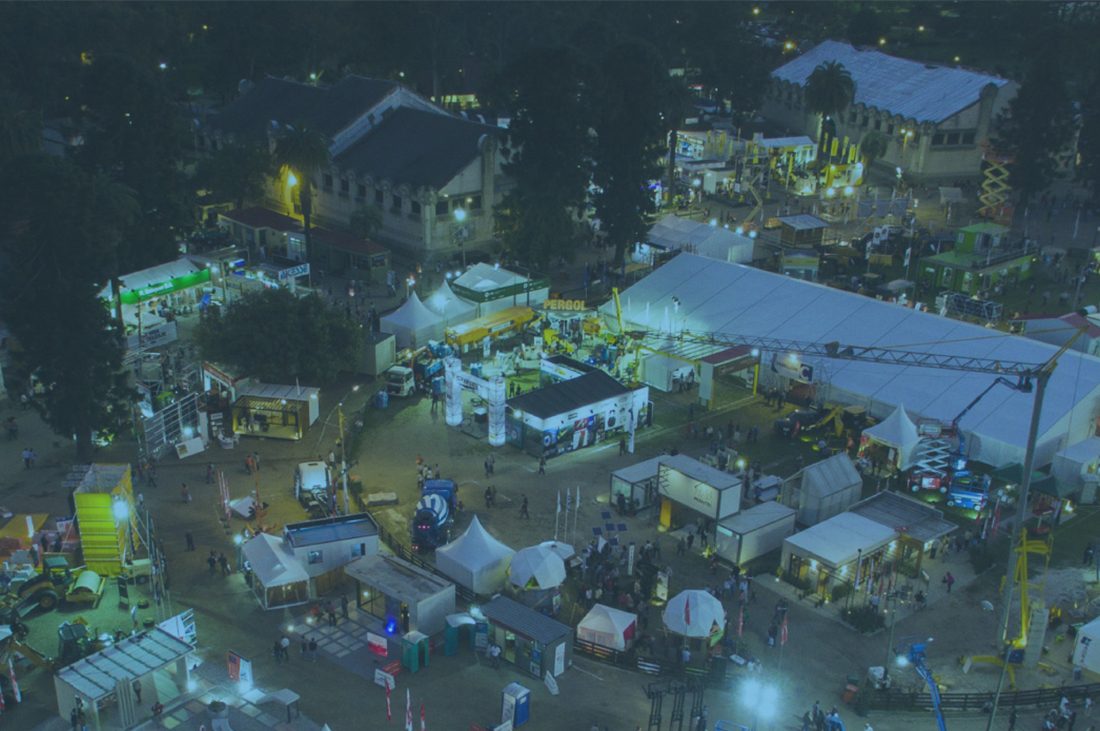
xmin=385 ymin=366 xmax=415 ymax=397
xmin=295 ymin=461 xmax=333 ymax=518
xmin=411 ymin=479 xmax=458 ymax=552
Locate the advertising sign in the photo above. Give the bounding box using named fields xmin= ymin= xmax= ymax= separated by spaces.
xmin=277 ymin=263 xmax=310 ymax=281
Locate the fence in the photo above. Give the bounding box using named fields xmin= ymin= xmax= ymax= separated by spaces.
xmin=373 ymin=522 xmax=486 ymax=606
xmin=572 ymin=638 xmax=726 ymax=687
xmin=859 ymin=680 xmax=1100 ymax=713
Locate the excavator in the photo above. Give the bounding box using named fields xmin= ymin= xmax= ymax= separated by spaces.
xmin=896 ymin=637 xmax=947 ymax=731
xmin=0 ymin=617 xmax=109 ymax=705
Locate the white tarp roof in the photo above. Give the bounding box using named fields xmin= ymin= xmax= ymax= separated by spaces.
xmin=453 ymin=263 xmax=525 ymax=292
xmin=663 ymin=589 xmax=725 ymax=637
xmin=648 ymin=215 xmax=753 ymax=264
xmin=117 ymin=259 xmax=201 ymax=293
xmin=784 ymin=512 xmax=896 ymax=567
xmin=660 ymin=453 xmax=741 ymax=492
xmin=601 ymin=254 xmax=1100 ymax=468
xmin=435 ymin=516 xmax=515 ymax=594
xmin=56 ymin=628 xmax=195 ymax=702
xmin=801 ymin=453 xmax=863 ymax=498
xmin=242 ymin=533 xmax=309 ymax=588
xmin=862 ymin=404 xmax=921 ymax=467
xmin=719 ymin=501 xmax=797 ymax=534
xmin=509 ymin=546 xmax=566 ymax=589
xmin=577 ymin=603 xmax=636 ymax=652
xmin=538 ymin=541 xmax=575 ymax=560
xmin=772 ymin=40 xmax=1014 ymax=124
xmin=424 ymin=280 xmax=477 ymax=327
xmin=380 ymin=292 xmax=445 ymax=349
xmin=612 ymin=456 xmax=665 ymax=485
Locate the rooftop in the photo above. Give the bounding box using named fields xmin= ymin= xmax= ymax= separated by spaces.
xmin=847 ymin=492 xmax=956 ymax=543
xmin=772 ymin=40 xmax=1014 ymax=124
xmin=284 ymin=513 xmax=379 ymax=548
xmin=509 ymin=370 xmax=633 ymax=420
xmin=219 ymin=207 xmax=300 ymax=232
xmin=334 ymin=106 xmax=495 ymax=191
xmin=778 ymin=214 xmax=830 ymax=231
xmin=480 ymin=595 xmax=572 ymax=645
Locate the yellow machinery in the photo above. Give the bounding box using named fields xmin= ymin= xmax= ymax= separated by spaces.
xmin=964 ymin=530 xmax=1053 ymax=689
xmin=979 ymin=145 xmax=1014 ymax=224
xmin=542 ymin=328 xmax=575 ymax=355
xmin=445 ymin=306 xmax=537 ymax=350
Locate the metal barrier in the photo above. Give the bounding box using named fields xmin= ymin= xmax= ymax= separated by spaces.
xmin=859 ymin=681 xmax=1100 ymax=713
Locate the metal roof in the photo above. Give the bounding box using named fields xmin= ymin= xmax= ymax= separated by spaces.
xmin=56 ymin=628 xmax=195 ymax=701
xmin=778 ymin=214 xmax=831 ymax=231
xmin=772 ymin=40 xmax=1013 ymax=124
xmin=509 ymin=370 xmax=632 ymax=420
xmin=285 ymin=513 xmax=379 ymax=548
xmin=847 ymin=492 xmax=956 ymax=543
xmin=480 ymin=596 xmax=572 ymax=645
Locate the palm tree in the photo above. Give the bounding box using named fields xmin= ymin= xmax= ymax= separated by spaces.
xmin=273 ymin=125 xmax=332 ymax=265
xmin=350 ymin=203 xmax=384 ymax=240
xmin=858 ymin=129 xmax=890 ymax=178
xmin=802 ymin=61 xmax=856 ymax=144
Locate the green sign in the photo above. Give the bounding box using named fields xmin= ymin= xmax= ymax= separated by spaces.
xmin=452 ymin=276 xmax=550 ymax=304
xmin=120 ymin=269 xmax=211 ymax=304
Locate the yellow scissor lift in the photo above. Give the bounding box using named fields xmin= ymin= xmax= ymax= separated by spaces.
xmin=964 ymin=529 xmax=1054 ymax=689
xmin=979 ymin=145 xmax=1015 ymax=225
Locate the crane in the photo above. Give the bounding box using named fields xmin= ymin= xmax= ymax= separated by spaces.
xmin=896 ymin=636 xmax=947 ymax=731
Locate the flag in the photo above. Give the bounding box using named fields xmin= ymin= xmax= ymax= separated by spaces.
xmin=406 ymin=688 xmax=413 ymax=731
xmin=904 ymin=247 xmax=912 ymax=267
xmin=780 ymin=616 xmax=788 ymax=646
xmin=737 ymin=605 xmax=744 ymax=637
xmin=7 ymin=660 xmax=19 ymax=704
xmin=386 ymin=680 xmax=392 ymax=722
xmin=684 ymin=596 xmax=692 ymax=628
xmin=557 ymin=491 xmax=561 ymax=515
xmin=854 ymin=549 xmax=863 ymax=587
xmin=421 ymin=700 xmax=426 ymax=731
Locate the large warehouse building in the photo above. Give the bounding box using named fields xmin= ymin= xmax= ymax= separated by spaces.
xmin=601 ymin=254 xmax=1100 ymax=468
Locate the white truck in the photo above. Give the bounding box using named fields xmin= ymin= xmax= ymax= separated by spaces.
xmin=294 ymin=461 xmax=332 ymax=504
xmin=385 ymin=366 xmax=415 ymax=397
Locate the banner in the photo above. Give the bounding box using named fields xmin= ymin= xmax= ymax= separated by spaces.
xmin=406 ymin=688 xmax=413 ymax=731
xmin=386 ymin=682 xmax=392 ymax=723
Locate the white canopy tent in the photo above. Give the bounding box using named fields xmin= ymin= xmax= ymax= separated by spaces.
xmin=577 ymin=604 xmax=637 ymax=651
xmin=424 ymin=280 xmax=478 ymax=328
xmin=538 ymin=541 xmax=576 ymax=561
xmin=242 ymin=533 xmax=311 ymax=609
xmin=435 ymin=516 xmax=515 ymax=594
xmin=643 ymin=215 xmax=754 ymax=264
xmin=509 ymin=546 xmax=566 ymax=589
xmin=662 ymin=589 xmax=725 ymax=637
xmin=600 ymin=254 xmax=1100 ymax=468
xmin=380 ymin=292 xmax=445 ymax=349
xmin=452 ymin=263 xmax=549 ymax=316
xmin=861 ymin=403 xmax=922 ymax=469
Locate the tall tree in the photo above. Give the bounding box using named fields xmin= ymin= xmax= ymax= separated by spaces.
xmin=196 ymin=289 xmax=363 ymax=383
xmin=491 ymin=46 xmax=592 ymax=271
xmin=994 ymin=44 xmax=1077 ymax=204
xmin=859 ymin=130 xmax=891 ymax=176
xmin=273 ymin=125 xmax=332 ymax=265
xmin=590 ymin=40 xmax=670 ymax=267
xmin=803 ymin=61 xmax=856 ymax=143
xmin=1076 ymin=71 xmax=1100 ymax=196
xmin=0 ymin=154 xmax=139 ymax=461
xmin=349 ymin=203 xmax=384 ymax=241
xmin=194 ymin=143 xmax=275 ymax=211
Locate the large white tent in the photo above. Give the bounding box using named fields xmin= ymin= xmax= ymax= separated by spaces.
xmin=424 ymin=280 xmax=478 ymax=328
xmin=861 ymin=403 xmax=922 ymax=469
xmin=379 ymin=292 xmax=445 ymax=349
xmin=509 ymin=545 xmax=566 ymax=589
xmin=644 ymin=214 xmax=753 ymax=264
xmin=601 ymin=254 xmax=1100 ymax=468
xmin=577 ymin=604 xmax=637 ymax=651
xmin=452 ymin=263 xmax=549 ymax=316
xmin=435 ymin=516 xmax=515 ymax=594
xmin=663 ymin=589 xmax=725 ymax=637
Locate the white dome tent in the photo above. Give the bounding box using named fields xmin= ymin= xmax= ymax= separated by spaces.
xmin=662 ymin=589 xmax=725 ymax=637
xmin=509 ymin=546 xmax=566 ymax=589
xmin=424 ymin=280 xmax=477 ymax=328
xmin=379 ymin=292 xmax=445 ymax=350
xmin=435 ymin=516 xmax=515 ymax=594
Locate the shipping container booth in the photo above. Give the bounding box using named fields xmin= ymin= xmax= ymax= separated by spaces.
xmin=283 ymin=513 xmax=380 ymax=599
xmin=479 ymin=596 xmax=573 ymax=679
xmin=72 ymin=464 xmax=138 ymax=577
xmin=609 ymin=456 xmax=665 ymax=514
xmin=716 ymin=501 xmax=797 ymax=566
xmin=232 ymin=383 xmax=320 ymax=441
xmin=781 ymin=512 xmax=897 ymax=597
xmin=345 ymin=553 xmax=456 ymax=636
xmin=656 ymin=454 xmax=741 ymax=534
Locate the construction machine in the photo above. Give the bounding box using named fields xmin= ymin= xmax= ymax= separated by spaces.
xmin=895 ymin=637 xmax=947 ymax=731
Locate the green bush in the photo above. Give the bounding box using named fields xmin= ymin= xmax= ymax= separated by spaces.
xmin=841 ymin=604 xmax=885 ymax=633
xmin=830 ymin=582 xmax=852 ymax=602
xmin=971 ymin=535 xmax=1010 ymax=574
xmin=782 ymin=573 xmax=812 ymax=593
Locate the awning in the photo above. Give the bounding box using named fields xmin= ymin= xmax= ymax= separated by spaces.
xmin=56 ymin=628 xmax=194 ymax=702
xmin=242 ymin=533 xmax=309 ymax=588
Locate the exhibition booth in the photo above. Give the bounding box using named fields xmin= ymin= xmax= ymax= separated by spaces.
xmin=479 ymin=596 xmax=573 ymax=678
xmin=609 ymin=456 xmax=665 ymax=514
xmin=232 ymin=383 xmax=320 ymax=441
xmin=656 ymin=454 xmax=742 ymax=532
xmin=643 ymin=214 xmax=754 ymax=265
xmin=451 ymin=264 xmax=549 ymax=317
xmin=781 ymin=512 xmax=896 ymax=596
xmin=859 ymin=404 xmax=921 ymax=471
xmin=345 ymin=553 xmax=456 ymax=636
xmin=242 ymin=533 xmax=311 ymax=610
xmin=715 ymin=501 xmax=797 ymax=566
xmin=780 ymin=453 xmax=863 ymax=526
xmin=506 ymin=368 xmax=650 ymax=458
xmin=435 ymin=517 xmax=515 ymax=595
xmin=508 ymin=545 xmax=567 ymax=617
xmin=577 ymin=604 xmax=637 ymax=653
xmin=104 ymin=259 xmax=212 ymax=331
xmin=424 ymin=280 xmax=478 ymax=328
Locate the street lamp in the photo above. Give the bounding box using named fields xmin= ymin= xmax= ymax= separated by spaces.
xmin=454 ymin=208 xmax=468 ymax=268
xmin=337 ymin=385 xmax=360 ymax=516
xmin=234 ymin=533 xmax=244 ymax=571
xmin=406 ymin=275 xmax=416 ymax=299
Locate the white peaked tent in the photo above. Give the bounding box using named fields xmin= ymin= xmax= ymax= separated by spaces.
xmin=646 ymin=215 xmax=753 ymax=264
xmin=379 ymin=292 xmax=445 ymax=349
xmin=435 ymin=516 xmax=515 ymax=594
xmin=861 ymin=403 xmax=922 ymax=469
xmin=663 ymin=589 xmax=725 ymax=637
xmin=509 ymin=546 xmax=566 ymax=589
xmin=424 ymin=280 xmax=477 ymax=328
xmin=577 ymin=604 xmax=637 ymax=651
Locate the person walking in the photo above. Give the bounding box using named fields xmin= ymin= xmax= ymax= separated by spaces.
xmin=22 ymin=446 xmax=32 ymax=469
xmin=677 ymin=536 xmax=686 ymax=556
xmin=245 ymin=454 xmax=253 ymax=475
xmin=485 ymin=486 xmax=494 ymax=508
xmin=181 ymin=483 xmax=191 ymax=503
xmin=218 ymin=553 xmax=230 ymax=576
xmin=538 ymin=455 xmax=546 ymax=476
xmin=944 ymin=572 xmax=956 ymax=593
xmin=341 ymin=594 xmax=350 ymax=619
xmin=279 ymin=635 xmax=290 ymax=661
xmin=300 ymin=636 xmax=308 ymax=659
xmin=520 ymin=495 xmax=530 ymax=519
xmin=206 ymin=463 xmax=215 ymax=484
xmin=207 ymin=553 xmax=217 ymax=576
xmin=1008 ymin=708 xmax=1018 ymax=731
xmin=308 ymin=637 xmax=318 ymax=661
xmin=327 ymin=602 xmax=338 ymax=627
xmin=133 ymin=679 xmax=142 ymax=704
xmin=184 ymin=531 xmax=195 ymax=552
xmin=653 ymin=537 xmax=662 ymax=561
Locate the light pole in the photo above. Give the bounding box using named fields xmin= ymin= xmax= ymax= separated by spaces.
xmin=337 ymin=385 xmax=360 ymax=516
xmin=883 ymin=591 xmax=899 ymax=681
xmin=234 ymin=533 xmax=244 ymax=571
xmin=454 ymin=208 xmax=468 ymax=268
